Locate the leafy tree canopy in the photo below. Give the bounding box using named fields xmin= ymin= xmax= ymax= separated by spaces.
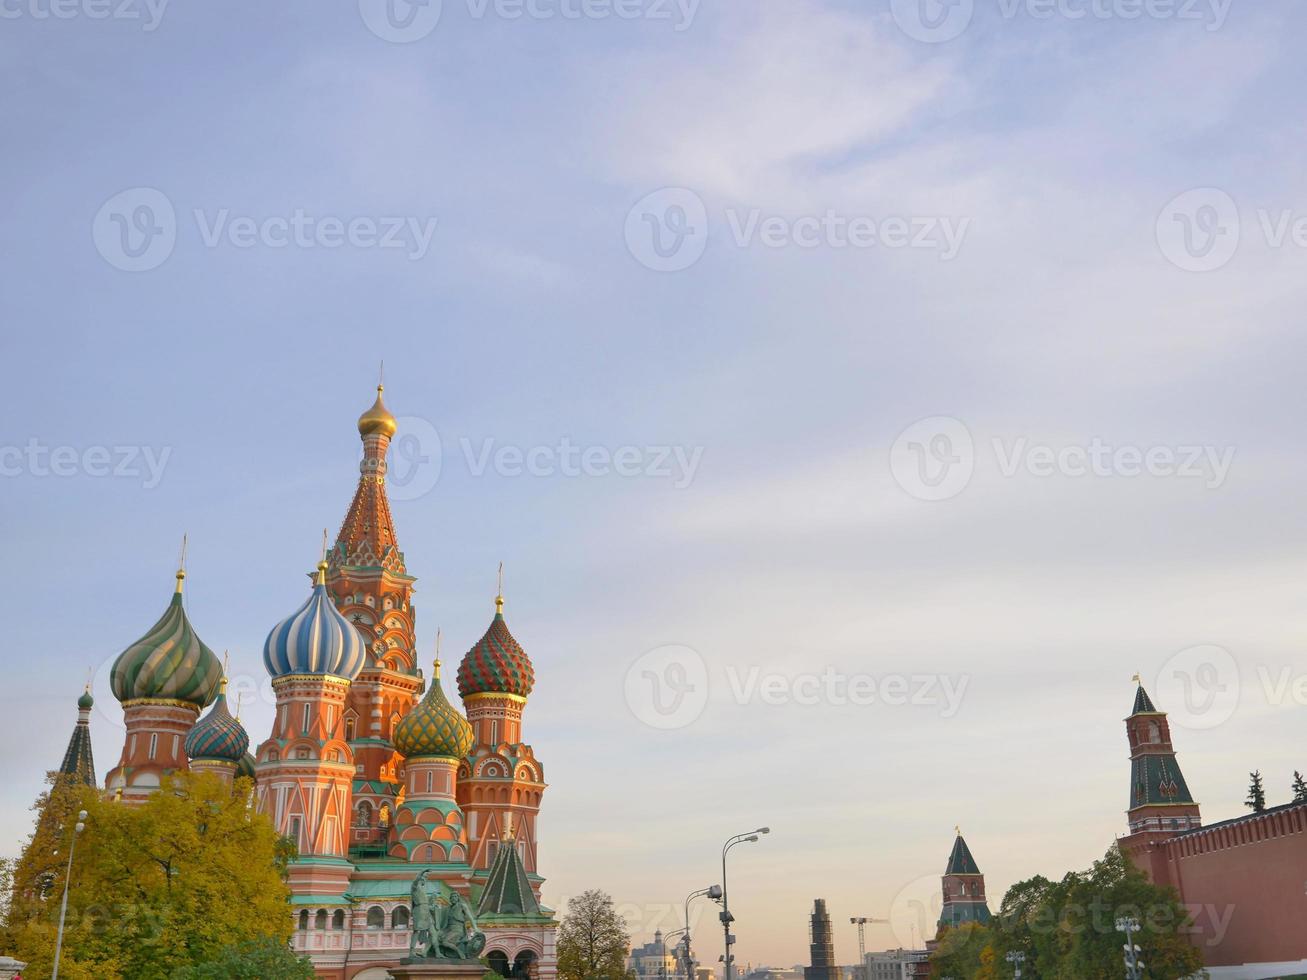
xmin=2 ymin=771 xmax=297 ymax=980
xmin=556 ymin=888 xmax=634 ymax=980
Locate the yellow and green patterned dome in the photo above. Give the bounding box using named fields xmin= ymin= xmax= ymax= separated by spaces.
xmin=393 ymin=661 xmax=474 ymax=760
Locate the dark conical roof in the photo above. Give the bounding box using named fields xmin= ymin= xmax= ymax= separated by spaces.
xmin=60 ymin=690 xmax=96 ymax=788
xmin=478 ymin=836 xmax=540 ymax=916
xmin=945 ymin=834 xmax=981 ymax=875
xmin=1132 ymin=684 xmax=1158 ymax=715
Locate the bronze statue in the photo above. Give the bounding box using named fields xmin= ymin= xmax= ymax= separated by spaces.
xmin=407 ymin=870 xmax=486 ymax=961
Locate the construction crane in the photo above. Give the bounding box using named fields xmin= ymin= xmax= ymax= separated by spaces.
xmin=849 ymin=917 xmax=888 ymax=980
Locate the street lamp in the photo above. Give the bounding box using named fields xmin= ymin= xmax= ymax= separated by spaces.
xmin=683 ymin=885 xmax=722 ymax=980
xmin=1004 ymin=951 xmax=1025 ymax=980
xmin=51 ymin=808 xmax=88 ymax=980
xmin=721 ymin=828 xmax=769 ymax=980
xmin=1116 ymin=917 xmax=1144 ymax=980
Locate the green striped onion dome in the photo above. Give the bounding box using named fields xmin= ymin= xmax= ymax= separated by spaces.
xmin=184 ymin=681 xmax=249 ymax=763
xmin=110 ymin=572 xmax=222 ymax=708
xmin=394 ymin=663 xmax=474 ymax=759
xmin=236 ymin=752 xmax=257 ymax=782
xmin=456 ymin=597 xmax=535 ymax=699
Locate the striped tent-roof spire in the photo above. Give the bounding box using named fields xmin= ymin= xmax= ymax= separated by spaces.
xmin=478 ymin=826 xmax=541 ymax=916
xmin=59 ymin=685 xmax=97 ymax=787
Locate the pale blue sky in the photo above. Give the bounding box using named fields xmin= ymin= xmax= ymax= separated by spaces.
xmin=4 ymin=0 xmax=1307 ymax=965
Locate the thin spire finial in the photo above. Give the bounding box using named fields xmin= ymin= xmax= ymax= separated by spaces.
xmin=496 ymin=562 xmax=505 ymax=614
xmin=434 ymin=628 xmax=442 ymax=678
xmin=175 ymin=533 xmax=188 ymax=594
xmin=379 ymin=360 xmax=385 ymax=390
xmin=955 ymin=824 xmax=961 ymax=836
xmin=317 ymin=530 xmax=330 ymax=585
xmin=235 ymin=691 xmax=245 ymax=722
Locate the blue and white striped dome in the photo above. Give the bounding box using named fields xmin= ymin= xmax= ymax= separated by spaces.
xmin=263 ymin=563 xmax=367 ymax=681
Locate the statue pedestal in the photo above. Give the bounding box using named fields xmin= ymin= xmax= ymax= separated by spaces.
xmin=390 ymin=958 xmax=487 ymax=980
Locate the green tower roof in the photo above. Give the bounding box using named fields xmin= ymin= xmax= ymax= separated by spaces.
xmin=945 ymin=834 xmax=981 ymax=875
xmin=1132 ymin=684 xmax=1158 ymax=715
xmin=478 ymin=836 xmax=540 ymax=916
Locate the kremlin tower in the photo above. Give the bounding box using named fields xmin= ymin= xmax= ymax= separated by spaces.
xmin=1118 ymin=681 xmax=1201 ymax=882
xmin=937 ymin=831 xmax=991 ymax=930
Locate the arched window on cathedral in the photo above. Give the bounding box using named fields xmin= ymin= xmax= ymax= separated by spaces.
xmin=367 ymin=906 xmax=385 ymax=930
xmin=332 ymin=910 xmax=346 ymax=930
xmin=298 ymin=910 xmax=309 ymax=931
xmin=315 ymin=910 xmax=328 ymax=931
xmin=358 ymin=801 xmax=373 ymax=827
xmin=393 ymin=906 xmax=410 ymax=929
xmin=345 ymin=718 xmax=356 ymax=742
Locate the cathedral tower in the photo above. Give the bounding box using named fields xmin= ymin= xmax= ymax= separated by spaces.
xmin=456 ymin=591 xmax=547 ymax=873
xmin=390 ymin=656 xmax=475 ymax=866
xmin=1119 ymin=681 xmax=1201 ymax=881
xmin=255 ymin=558 xmax=367 ymax=899
xmin=327 ymin=385 xmax=423 ymax=851
xmin=105 ymin=567 xmax=223 ymax=803
xmin=938 ymin=831 xmax=991 ymax=931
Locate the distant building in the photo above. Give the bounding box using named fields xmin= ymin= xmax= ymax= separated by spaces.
xmin=803 ymin=900 xmax=840 ymax=980
xmin=629 ymin=930 xmax=680 ymax=980
xmin=863 ymin=949 xmax=927 ymax=980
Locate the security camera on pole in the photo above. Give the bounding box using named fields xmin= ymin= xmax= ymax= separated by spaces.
xmin=1116 ymin=917 xmax=1145 ymax=980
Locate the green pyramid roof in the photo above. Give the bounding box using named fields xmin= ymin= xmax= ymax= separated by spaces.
xmin=478 ymin=837 xmax=540 ymax=916
xmin=945 ymin=834 xmax=981 ymax=875
xmin=1132 ymin=684 xmax=1158 ymax=714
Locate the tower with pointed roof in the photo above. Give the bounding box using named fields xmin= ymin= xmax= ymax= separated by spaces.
xmin=327 ymin=384 xmax=425 ymax=854
xmin=937 ymin=831 xmax=991 ymax=931
xmin=105 ymin=567 xmax=223 ymax=804
xmin=456 ymin=589 xmax=548 ymax=873
xmin=1119 ymin=680 xmax=1202 ymax=881
xmin=58 ymin=687 xmax=97 ymax=787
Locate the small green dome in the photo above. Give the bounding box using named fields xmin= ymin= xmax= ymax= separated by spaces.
xmin=394 ymin=662 xmax=474 ymax=760
xmin=77 ymin=687 xmax=94 ymax=711
xmin=110 ymin=571 xmax=222 ymax=709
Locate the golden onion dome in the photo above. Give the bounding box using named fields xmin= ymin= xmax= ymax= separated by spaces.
xmin=357 ymin=385 xmax=398 ymax=438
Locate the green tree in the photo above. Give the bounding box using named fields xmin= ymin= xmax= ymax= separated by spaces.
xmin=1245 ymin=770 xmax=1266 ymax=812
xmin=556 ymin=889 xmax=633 ymax=980
xmin=3 ymin=771 xmax=296 ymax=980
xmin=172 ymin=937 xmax=315 ymax=979
xmin=1292 ymin=770 xmax=1307 ymax=804
xmin=929 ymin=922 xmax=993 ymax=979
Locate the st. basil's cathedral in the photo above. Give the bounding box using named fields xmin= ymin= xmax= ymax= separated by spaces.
xmin=68 ymin=386 xmax=557 ymax=980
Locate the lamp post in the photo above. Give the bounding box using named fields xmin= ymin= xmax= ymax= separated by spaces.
xmin=721 ymin=828 xmax=769 ymax=980
xmin=1004 ymin=951 xmax=1025 ymax=980
xmin=683 ymin=885 xmax=723 ymax=980
xmin=1116 ymin=917 xmax=1144 ymax=980
xmin=51 ymin=808 xmax=88 ymax=980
